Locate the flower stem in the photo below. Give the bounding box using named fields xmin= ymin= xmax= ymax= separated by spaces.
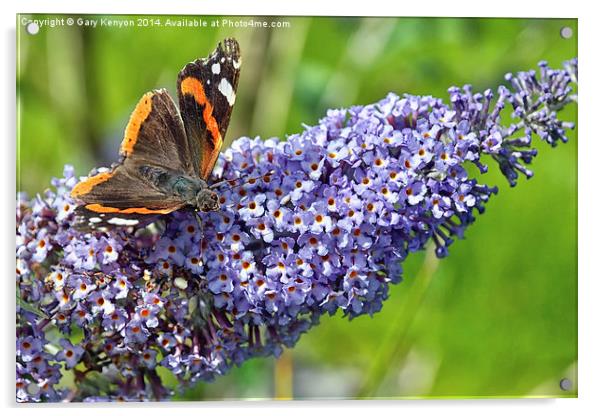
xmin=273 ymin=348 xmax=294 ymax=400
xmin=356 ymin=247 xmax=439 ymax=398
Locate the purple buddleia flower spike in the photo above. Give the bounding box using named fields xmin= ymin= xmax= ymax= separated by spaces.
xmin=15 ymin=60 xmax=577 ymax=401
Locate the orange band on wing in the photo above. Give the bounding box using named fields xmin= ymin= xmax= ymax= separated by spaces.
xmin=120 ymin=92 xmax=154 ymax=157
xmin=180 ymin=77 xmax=222 ymax=144
xmin=84 ymin=204 xmax=176 ymax=215
xmin=71 ymin=171 xmax=115 ymax=198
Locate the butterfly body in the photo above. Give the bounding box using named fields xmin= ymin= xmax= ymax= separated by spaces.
xmin=71 ymin=38 xmax=240 ymax=229
xmin=137 ymin=165 xmax=219 ymax=212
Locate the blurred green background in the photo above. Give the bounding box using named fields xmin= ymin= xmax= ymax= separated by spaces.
xmin=17 ymin=15 xmax=577 ymax=399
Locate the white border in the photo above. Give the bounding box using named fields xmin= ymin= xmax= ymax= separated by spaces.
xmin=2 ymin=1 xmax=600 ymax=415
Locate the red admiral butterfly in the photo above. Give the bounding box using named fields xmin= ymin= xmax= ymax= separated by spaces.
xmin=71 ymin=38 xmax=241 ymax=230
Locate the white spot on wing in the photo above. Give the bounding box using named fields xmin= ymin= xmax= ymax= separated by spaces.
xmin=211 ymin=63 xmax=221 ymax=75
xmin=220 ymin=57 xmax=225 ymax=63
xmin=233 ymin=59 xmax=241 ymax=69
xmin=218 ymin=78 xmax=236 ymax=106
xmin=89 ymin=217 xmax=102 ymax=224
xmin=107 ymin=217 xmax=139 ymax=226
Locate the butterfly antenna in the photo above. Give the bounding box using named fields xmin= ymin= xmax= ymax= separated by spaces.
xmin=209 ymin=170 xmax=275 ymax=191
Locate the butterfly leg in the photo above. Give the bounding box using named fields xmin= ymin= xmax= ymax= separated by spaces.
xmin=194 ymin=211 xmax=205 ymax=260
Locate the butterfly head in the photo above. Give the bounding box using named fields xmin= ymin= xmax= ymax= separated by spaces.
xmin=196 ymin=188 xmax=220 ymax=212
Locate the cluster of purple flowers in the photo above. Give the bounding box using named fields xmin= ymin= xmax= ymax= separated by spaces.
xmin=16 ymin=59 xmax=577 ymax=402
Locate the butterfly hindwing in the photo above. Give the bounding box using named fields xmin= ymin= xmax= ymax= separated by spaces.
xmin=71 ymin=89 xmax=193 ymax=229
xmin=119 ymin=89 xmax=195 ymax=176
xmin=177 ymin=37 xmax=241 ymax=180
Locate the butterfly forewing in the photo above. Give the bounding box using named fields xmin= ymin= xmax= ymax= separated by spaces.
xmin=71 ymin=163 xmax=188 ymax=229
xmin=177 ymin=37 xmax=241 ymax=180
